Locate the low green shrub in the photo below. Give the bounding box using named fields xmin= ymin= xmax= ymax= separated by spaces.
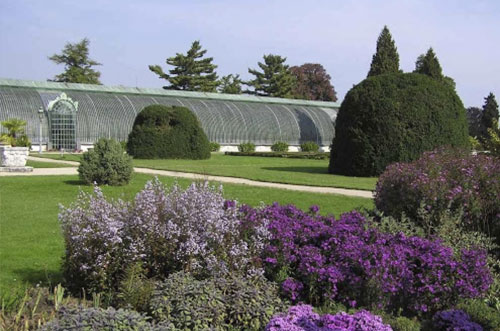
xmin=300 ymin=141 xmax=319 ymax=152
xmin=78 ymin=138 xmax=133 ymax=186
xmin=457 ymin=299 xmax=500 ymax=331
xmin=40 ymin=306 xmax=162 ymax=331
xmin=225 ymin=151 xmax=329 ymax=160
xmin=238 ymin=142 xmax=256 ymax=152
xmin=209 ymin=141 xmax=221 ymax=152
xmin=271 ymin=141 xmax=289 ymax=152
xmin=150 ymin=271 xmax=286 ymax=330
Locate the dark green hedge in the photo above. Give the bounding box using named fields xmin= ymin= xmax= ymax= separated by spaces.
xmin=329 ymin=73 xmax=469 ymax=176
xmin=225 ymin=151 xmax=329 ymax=160
xmin=127 ymin=105 xmax=210 ymax=159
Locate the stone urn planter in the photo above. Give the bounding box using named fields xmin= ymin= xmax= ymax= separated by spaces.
xmin=0 ymin=145 xmax=33 ymax=172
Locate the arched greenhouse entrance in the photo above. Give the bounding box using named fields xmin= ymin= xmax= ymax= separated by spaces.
xmin=47 ymin=93 xmax=78 ymax=150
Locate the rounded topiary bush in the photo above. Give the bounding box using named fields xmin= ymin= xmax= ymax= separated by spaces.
xmin=127 ymin=104 xmax=210 ymax=159
xmin=78 ymin=138 xmax=133 ymax=186
xmin=329 ymin=73 xmax=469 ymax=176
xmin=300 ymin=141 xmax=319 ymax=152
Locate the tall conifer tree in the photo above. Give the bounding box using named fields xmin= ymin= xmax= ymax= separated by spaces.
xmin=246 ymin=54 xmax=296 ymax=98
xmin=149 ymin=40 xmax=219 ymax=92
xmin=480 ymin=92 xmax=499 ymax=140
xmin=367 ymin=26 xmax=400 ymax=77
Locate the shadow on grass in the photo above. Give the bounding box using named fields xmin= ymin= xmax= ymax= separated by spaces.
xmin=261 ymin=166 xmax=329 ymax=174
xmin=13 ymin=267 xmax=63 ymax=287
xmin=63 ymin=179 xmax=87 ymax=186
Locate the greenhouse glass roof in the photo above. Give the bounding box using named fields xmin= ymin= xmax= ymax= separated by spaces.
xmin=0 ymin=78 xmax=340 ymax=147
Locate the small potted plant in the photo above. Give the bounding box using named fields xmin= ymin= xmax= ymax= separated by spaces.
xmin=0 ymin=118 xmax=31 ymax=168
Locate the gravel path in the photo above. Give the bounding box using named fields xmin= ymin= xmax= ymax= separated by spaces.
xmin=0 ymin=156 xmax=374 ymax=199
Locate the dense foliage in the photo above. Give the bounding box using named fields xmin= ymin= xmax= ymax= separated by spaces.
xmin=150 ymin=271 xmax=286 ymax=330
xmin=239 ymin=204 xmax=492 ymax=315
xmin=127 ymin=104 xmax=211 ymax=159
xmin=367 ymin=26 xmax=400 ymax=77
xmin=457 ymin=299 xmax=500 ymax=331
xmin=48 ymin=38 xmax=101 ymax=84
xmin=209 ymin=141 xmax=221 ymax=152
xmin=246 ymin=54 xmax=296 ymax=98
xmin=480 ymin=93 xmax=499 ymax=141
xmin=300 ymin=141 xmax=320 ymax=152
xmin=218 ymin=74 xmax=242 ymax=94
xmin=414 ymin=48 xmax=455 ymax=89
xmin=238 ymin=142 xmax=256 ymax=152
xmin=59 ymin=179 xmax=269 ymax=293
xmin=266 ymin=304 xmax=392 ymax=331
xmin=271 ymin=141 xmax=289 ymax=152
xmin=78 ymin=138 xmax=133 ymax=186
xmin=329 ymin=73 xmax=469 ymax=176
xmin=290 ymin=63 xmax=337 ymax=101
xmin=375 ymin=148 xmax=500 ymax=242
xmin=149 ymin=40 xmax=219 ymax=92
xmin=40 ymin=306 xmax=163 ymax=331
xmin=467 ymin=106 xmax=483 ymax=137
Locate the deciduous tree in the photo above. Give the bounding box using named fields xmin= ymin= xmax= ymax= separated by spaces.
xmin=290 ymin=63 xmax=337 ymax=101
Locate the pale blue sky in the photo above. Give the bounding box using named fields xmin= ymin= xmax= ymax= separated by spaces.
xmin=1 ymin=0 xmax=499 ymax=107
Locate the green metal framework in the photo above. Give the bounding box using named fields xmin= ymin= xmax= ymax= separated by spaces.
xmin=0 ymin=78 xmax=340 ymax=148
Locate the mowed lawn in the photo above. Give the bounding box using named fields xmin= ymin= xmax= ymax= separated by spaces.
xmin=0 ymin=173 xmax=373 ymax=298
xmin=32 ymin=153 xmax=378 ymax=191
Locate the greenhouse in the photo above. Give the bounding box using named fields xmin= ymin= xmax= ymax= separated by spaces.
xmin=0 ymin=78 xmax=340 ymax=151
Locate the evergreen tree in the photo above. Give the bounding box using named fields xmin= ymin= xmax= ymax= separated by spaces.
xmin=49 ymin=38 xmax=101 ymax=84
xmin=218 ymin=74 xmax=242 ymax=94
xmin=414 ymin=48 xmax=456 ymax=89
xmin=480 ymin=92 xmax=499 ymax=140
xmin=246 ymin=54 xmax=296 ymax=98
xmin=367 ymin=26 xmax=400 ymax=77
xmin=414 ymin=48 xmax=442 ymax=79
xmin=149 ymin=40 xmax=219 ymax=92
xmin=466 ymin=106 xmax=483 ymax=137
xmin=290 ymin=63 xmax=337 ymax=101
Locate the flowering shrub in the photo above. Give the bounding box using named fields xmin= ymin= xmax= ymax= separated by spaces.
xmin=240 ymin=203 xmax=492 ymax=315
xmin=266 ymin=304 xmax=392 ymax=330
xmin=375 ymin=148 xmax=500 ymax=241
xmin=432 ymin=309 xmax=483 ymax=331
xmin=59 ymin=179 xmax=269 ymax=293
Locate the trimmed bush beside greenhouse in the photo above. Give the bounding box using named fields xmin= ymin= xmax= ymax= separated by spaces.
xmin=329 ymin=73 xmax=469 ymax=176
xmin=127 ymin=104 xmax=211 ymax=159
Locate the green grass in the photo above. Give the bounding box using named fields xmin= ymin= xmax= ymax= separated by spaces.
xmin=0 ymin=174 xmax=372 ymax=298
xmin=32 ymin=153 xmax=378 ymax=191
xmin=26 ymin=160 xmax=74 ymax=168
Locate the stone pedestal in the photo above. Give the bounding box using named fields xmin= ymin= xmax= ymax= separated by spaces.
xmin=0 ymin=146 xmax=32 ymax=172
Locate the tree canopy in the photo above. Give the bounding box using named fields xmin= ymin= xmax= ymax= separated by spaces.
xmin=290 ymin=63 xmax=337 ymax=102
xmin=149 ymin=40 xmax=219 ymax=92
xmin=49 ymin=38 xmax=102 ymax=84
xmin=218 ymin=74 xmax=242 ymax=94
xmin=367 ymin=26 xmax=400 ymax=77
xmin=246 ymin=54 xmax=296 ymax=98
